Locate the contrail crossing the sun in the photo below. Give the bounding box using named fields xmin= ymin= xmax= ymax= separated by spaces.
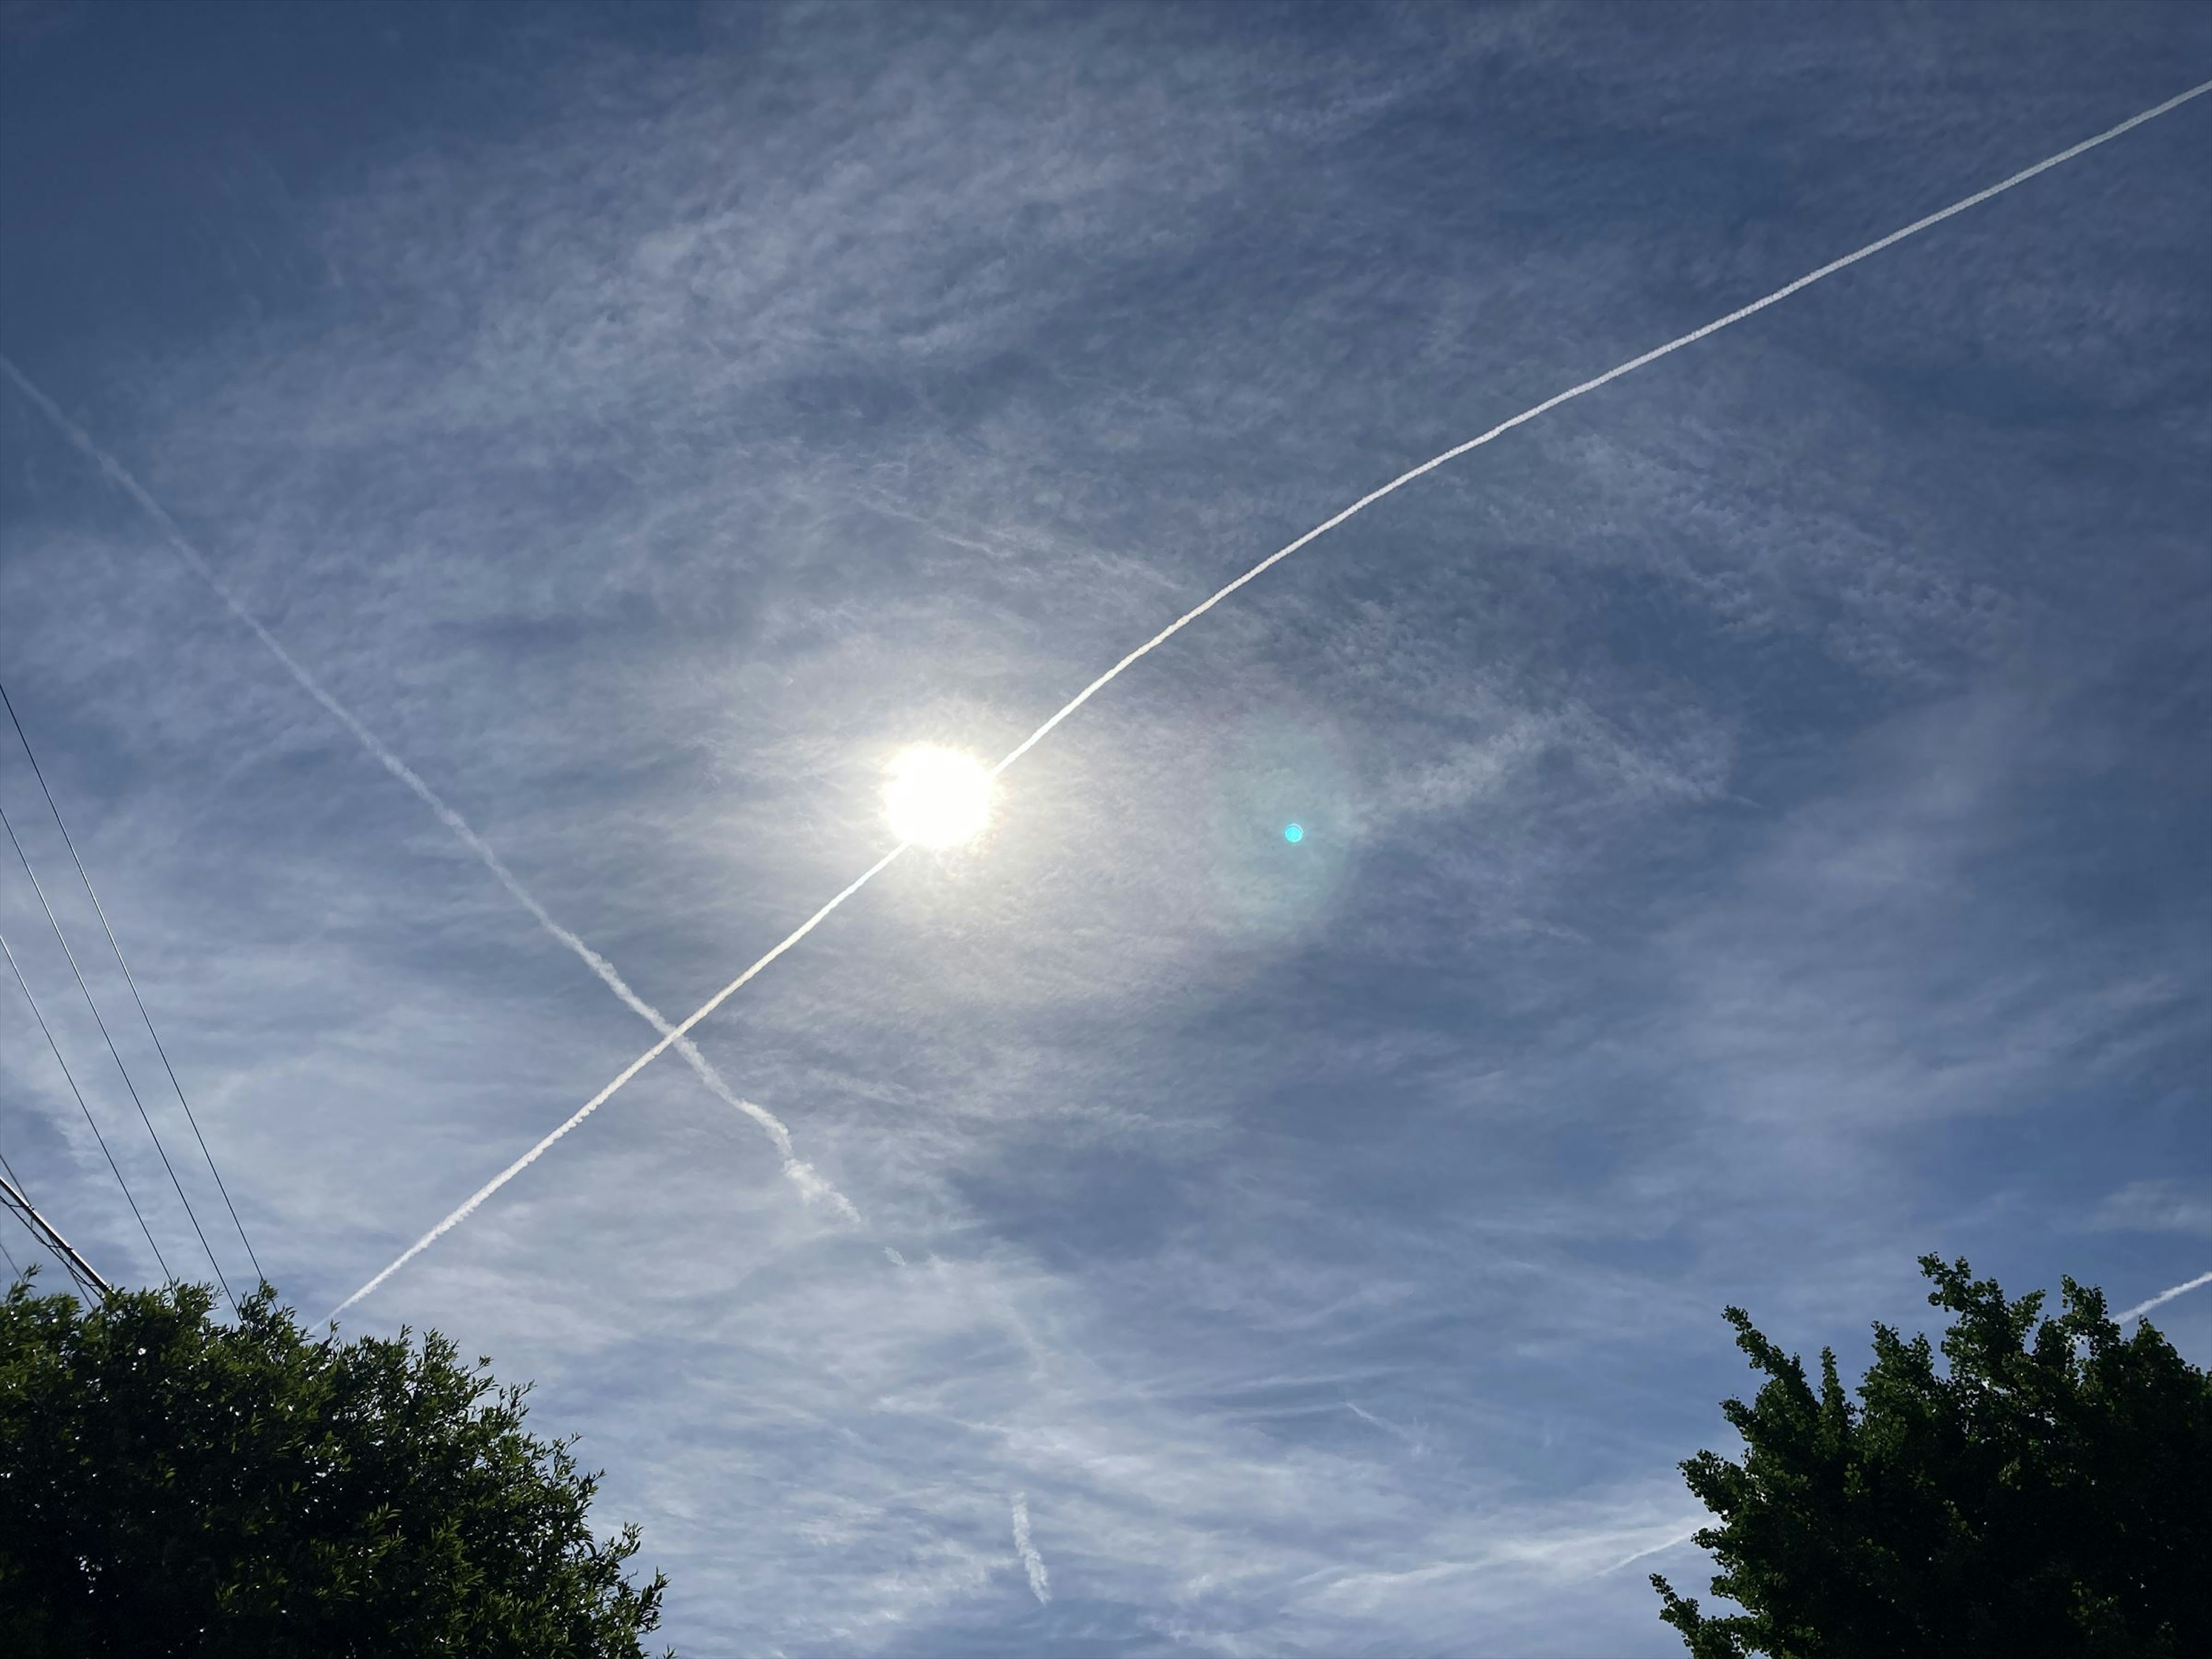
xmin=332 ymin=76 xmax=2212 ymax=1316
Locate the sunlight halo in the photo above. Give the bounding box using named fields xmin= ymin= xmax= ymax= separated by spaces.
xmin=884 ymin=745 xmax=993 ymax=849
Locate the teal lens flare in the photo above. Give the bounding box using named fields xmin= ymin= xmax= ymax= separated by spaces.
xmin=1283 ymin=823 xmax=1304 ymax=843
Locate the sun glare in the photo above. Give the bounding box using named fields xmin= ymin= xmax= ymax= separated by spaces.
xmin=884 ymin=745 xmax=993 ymax=849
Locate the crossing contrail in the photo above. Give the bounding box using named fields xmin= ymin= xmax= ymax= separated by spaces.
xmin=0 ymin=356 xmax=856 ymax=1225
xmin=328 ymin=75 xmax=2210 ymax=1315
xmin=329 ymin=844 xmax=904 ymax=1317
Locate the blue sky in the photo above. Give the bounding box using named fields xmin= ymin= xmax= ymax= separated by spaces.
xmin=2 ymin=2 xmax=2207 ymax=1652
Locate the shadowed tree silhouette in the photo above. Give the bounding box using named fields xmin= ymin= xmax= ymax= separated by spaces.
xmin=0 ymin=1274 xmax=669 ymax=1657
xmin=1654 ymin=1254 xmax=2211 ymax=1657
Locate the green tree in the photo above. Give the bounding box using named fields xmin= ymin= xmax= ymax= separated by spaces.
xmin=1653 ymin=1254 xmax=2211 ymax=1657
xmin=0 ymin=1274 xmax=668 ymax=1657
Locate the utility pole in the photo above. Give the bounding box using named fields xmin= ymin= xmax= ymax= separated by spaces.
xmin=0 ymin=1166 xmax=111 ymax=1300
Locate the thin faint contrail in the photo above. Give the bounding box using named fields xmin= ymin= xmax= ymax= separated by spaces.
xmin=1010 ymin=1492 xmax=1052 ymax=1605
xmin=335 ymin=77 xmax=2211 ymax=1316
xmin=2116 ymin=1270 xmax=2212 ymax=1325
xmin=1597 ymin=1524 xmax=1707 ymax=1578
xmin=0 ymin=355 xmax=855 ymax=1224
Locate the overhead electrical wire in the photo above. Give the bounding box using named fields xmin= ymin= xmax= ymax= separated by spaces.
xmin=0 ymin=680 xmax=266 ymax=1287
xmin=0 ymin=799 xmax=234 ymax=1309
xmin=0 ymin=1146 xmax=107 ymax=1300
xmin=0 ymin=923 xmax=169 ymax=1278
xmin=0 ymin=1164 xmax=112 ymax=1300
xmin=0 ymin=1140 xmax=29 ymax=1216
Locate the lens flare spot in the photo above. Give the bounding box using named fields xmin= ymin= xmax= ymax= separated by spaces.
xmin=1283 ymin=823 xmax=1305 ymax=844
xmin=885 ymin=745 xmax=993 ymax=848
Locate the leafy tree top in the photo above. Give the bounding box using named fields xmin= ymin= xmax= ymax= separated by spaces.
xmin=1654 ymin=1254 xmax=2211 ymax=1658
xmin=0 ymin=1274 xmax=668 ymax=1658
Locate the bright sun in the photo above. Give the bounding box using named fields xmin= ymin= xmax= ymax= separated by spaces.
xmin=884 ymin=745 xmax=994 ymax=849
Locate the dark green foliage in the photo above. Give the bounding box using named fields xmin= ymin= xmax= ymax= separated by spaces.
xmin=0 ymin=1274 xmax=668 ymax=1657
xmin=1653 ymin=1255 xmax=2212 ymax=1657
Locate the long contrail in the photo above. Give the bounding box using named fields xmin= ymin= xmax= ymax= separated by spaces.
xmin=2116 ymin=1270 xmax=2212 ymax=1326
xmin=0 ymin=357 xmax=855 ymax=1224
xmin=334 ymin=77 xmax=2211 ymax=1316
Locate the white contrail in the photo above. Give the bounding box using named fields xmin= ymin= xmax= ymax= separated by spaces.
xmin=1596 ymin=1524 xmax=1707 ymax=1578
xmin=334 ymin=77 xmax=2211 ymax=1314
xmin=2116 ymin=1270 xmax=2212 ymax=1325
xmin=1010 ymin=1492 xmax=1052 ymax=1605
xmin=987 ymin=77 xmax=2212 ymax=779
xmin=327 ymin=843 xmax=904 ymax=1318
xmin=0 ymin=356 xmax=856 ymax=1225
xmin=1342 ymin=1400 xmax=1427 ymax=1453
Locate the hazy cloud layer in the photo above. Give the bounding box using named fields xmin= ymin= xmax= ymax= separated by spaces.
xmin=3 ymin=4 xmax=2207 ymax=1653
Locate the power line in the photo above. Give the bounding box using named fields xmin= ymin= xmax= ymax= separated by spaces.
xmin=2 ymin=797 xmax=232 ymax=1308
xmin=0 ymin=802 xmax=234 ymax=1308
xmin=0 ymin=1139 xmax=101 ymax=1298
xmin=0 ymin=923 xmax=167 ymax=1278
xmin=0 ymin=680 xmax=265 ymax=1287
xmin=0 ymin=1156 xmax=112 ymax=1300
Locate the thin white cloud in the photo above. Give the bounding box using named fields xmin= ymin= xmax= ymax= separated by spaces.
xmin=1010 ymin=1491 xmax=1052 ymax=1605
xmin=2089 ymin=1181 xmax=2212 ymax=1239
xmin=1341 ymin=1400 xmax=1429 ymax=1457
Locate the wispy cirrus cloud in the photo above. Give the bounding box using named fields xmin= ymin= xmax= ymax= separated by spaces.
xmin=3 ymin=5 xmax=2207 ymax=1654
xmin=2093 ymin=1182 xmax=2212 ymax=1240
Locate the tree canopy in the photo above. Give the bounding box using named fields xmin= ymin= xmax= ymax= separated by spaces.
xmin=1654 ymin=1254 xmax=2211 ymax=1658
xmin=0 ymin=1274 xmax=668 ymax=1657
